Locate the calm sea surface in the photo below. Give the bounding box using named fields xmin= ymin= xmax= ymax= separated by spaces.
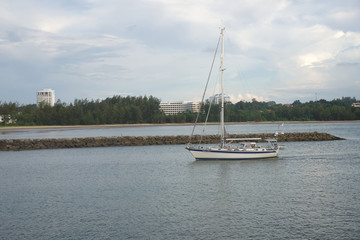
xmin=0 ymin=122 xmax=358 ymax=139
xmin=1 ymin=122 xmax=360 ymax=239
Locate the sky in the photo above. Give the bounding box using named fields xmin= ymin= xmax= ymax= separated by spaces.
xmin=0 ymin=0 xmax=359 ymax=105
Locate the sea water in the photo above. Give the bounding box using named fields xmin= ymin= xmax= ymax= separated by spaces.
xmin=1 ymin=122 xmax=360 ymax=239
xmin=0 ymin=122 xmax=358 ymax=139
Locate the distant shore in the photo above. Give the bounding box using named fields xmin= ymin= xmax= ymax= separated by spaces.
xmin=1 ymin=120 xmax=360 ymax=131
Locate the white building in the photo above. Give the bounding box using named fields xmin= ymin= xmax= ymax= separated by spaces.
xmin=209 ymin=93 xmax=231 ymax=104
xmin=37 ymin=88 xmax=55 ymax=107
xmin=0 ymin=115 xmax=16 ymax=124
xmin=160 ymin=101 xmax=200 ymax=115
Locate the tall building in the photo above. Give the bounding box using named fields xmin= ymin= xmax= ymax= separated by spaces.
xmin=209 ymin=93 xmax=231 ymax=104
xmin=160 ymin=101 xmax=200 ymax=115
xmin=37 ymin=88 xmax=55 ymax=107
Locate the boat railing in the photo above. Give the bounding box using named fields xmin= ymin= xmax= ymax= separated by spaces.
xmin=226 ymin=138 xmax=262 ymax=142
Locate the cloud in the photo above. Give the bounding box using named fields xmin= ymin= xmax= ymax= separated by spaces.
xmin=229 ymin=93 xmax=267 ymax=103
xmin=0 ymin=0 xmax=359 ymax=105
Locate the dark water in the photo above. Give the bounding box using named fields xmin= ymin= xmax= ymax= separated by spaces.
xmin=1 ymin=123 xmax=360 ymax=239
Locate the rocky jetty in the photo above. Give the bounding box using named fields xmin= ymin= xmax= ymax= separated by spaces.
xmin=0 ymin=132 xmax=344 ymax=151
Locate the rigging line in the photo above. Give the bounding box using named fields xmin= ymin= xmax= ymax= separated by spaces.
xmin=200 ymin=70 xmax=220 ymax=144
xmin=188 ymin=33 xmax=221 ymax=145
xmin=222 ymin=28 xmax=251 ymax=104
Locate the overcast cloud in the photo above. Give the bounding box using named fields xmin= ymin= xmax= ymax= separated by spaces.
xmin=0 ymin=0 xmax=359 ymax=104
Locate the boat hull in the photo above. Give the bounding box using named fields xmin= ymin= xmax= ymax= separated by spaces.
xmin=186 ymin=147 xmax=279 ymax=160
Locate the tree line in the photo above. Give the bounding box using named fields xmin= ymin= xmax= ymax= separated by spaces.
xmin=201 ymin=97 xmax=360 ymax=122
xmin=0 ymin=96 xmax=163 ymax=125
xmin=0 ymin=96 xmax=359 ymax=126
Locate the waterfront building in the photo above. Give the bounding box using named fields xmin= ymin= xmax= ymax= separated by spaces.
xmin=160 ymin=101 xmax=200 ymax=115
xmin=37 ymin=89 xmax=55 ymax=107
xmin=0 ymin=115 xmax=16 ymax=124
xmin=209 ymin=93 xmax=230 ymax=104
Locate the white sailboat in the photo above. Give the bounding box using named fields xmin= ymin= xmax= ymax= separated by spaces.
xmin=186 ymin=28 xmax=280 ymax=160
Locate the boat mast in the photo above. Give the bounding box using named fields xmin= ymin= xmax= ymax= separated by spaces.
xmin=220 ymin=27 xmax=225 ymax=147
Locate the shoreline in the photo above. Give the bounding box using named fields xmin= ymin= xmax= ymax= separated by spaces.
xmin=1 ymin=120 xmax=360 ymax=131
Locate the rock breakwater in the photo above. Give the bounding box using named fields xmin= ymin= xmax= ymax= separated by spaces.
xmin=0 ymin=132 xmax=343 ymax=151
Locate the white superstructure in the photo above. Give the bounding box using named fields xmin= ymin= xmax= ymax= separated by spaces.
xmin=37 ymin=88 xmax=55 ymax=107
xmin=160 ymin=101 xmax=200 ymax=115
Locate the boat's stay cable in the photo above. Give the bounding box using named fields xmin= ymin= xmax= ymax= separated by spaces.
xmin=188 ymin=33 xmax=221 ymax=145
xmin=200 ymin=71 xmax=220 ymax=144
